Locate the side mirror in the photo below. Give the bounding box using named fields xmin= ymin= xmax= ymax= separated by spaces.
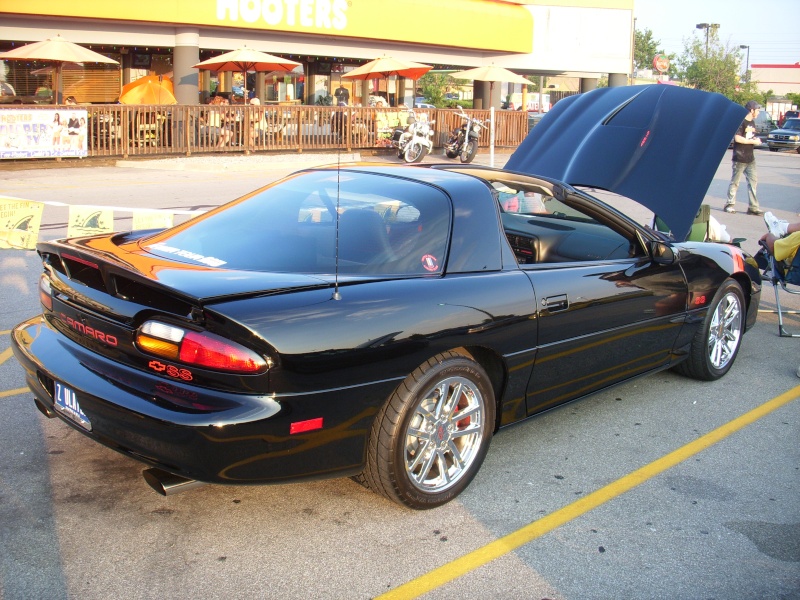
xmin=650 ymin=240 xmax=677 ymax=265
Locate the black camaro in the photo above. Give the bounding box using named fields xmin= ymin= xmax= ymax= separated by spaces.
xmin=12 ymin=86 xmax=762 ymax=508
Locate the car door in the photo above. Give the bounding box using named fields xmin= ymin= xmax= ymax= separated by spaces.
xmin=522 ymin=256 xmax=686 ymax=415
xmin=501 ymin=191 xmax=688 ymax=416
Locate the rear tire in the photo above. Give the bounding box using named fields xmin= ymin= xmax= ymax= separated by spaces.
xmin=674 ymin=278 xmax=745 ymax=381
xmin=460 ymin=140 xmax=478 ymax=163
xmin=358 ymin=351 xmax=495 ymax=509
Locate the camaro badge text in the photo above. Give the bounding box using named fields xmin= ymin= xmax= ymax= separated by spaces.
xmin=60 ymin=313 xmax=118 ymax=346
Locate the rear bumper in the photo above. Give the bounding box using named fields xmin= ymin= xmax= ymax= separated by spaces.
xmin=12 ymin=315 xmax=391 ymax=485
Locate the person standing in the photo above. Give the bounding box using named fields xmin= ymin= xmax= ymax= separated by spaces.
xmin=724 ymin=100 xmax=764 ymax=216
xmin=334 ymin=83 xmax=349 ymax=105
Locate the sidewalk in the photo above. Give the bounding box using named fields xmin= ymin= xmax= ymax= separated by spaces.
xmin=112 ymin=148 xmax=515 ymax=172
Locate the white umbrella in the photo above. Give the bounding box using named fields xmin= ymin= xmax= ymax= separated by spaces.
xmin=450 ymin=65 xmax=531 ymax=97
xmin=0 ymin=35 xmax=118 ymax=103
xmin=450 ymin=66 xmax=531 ymax=168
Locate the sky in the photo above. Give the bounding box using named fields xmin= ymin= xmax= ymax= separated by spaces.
xmin=633 ymin=0 xmax=800 ymax=67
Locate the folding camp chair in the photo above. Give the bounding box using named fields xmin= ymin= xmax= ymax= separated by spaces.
xmin=757 ymin=240 xmax=800 ymax=338
xmin=653 ymin=204 xmax=710 ymax=241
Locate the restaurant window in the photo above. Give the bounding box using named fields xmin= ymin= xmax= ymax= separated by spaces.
xmin=0 ymin=51 xmax=121 ymax=104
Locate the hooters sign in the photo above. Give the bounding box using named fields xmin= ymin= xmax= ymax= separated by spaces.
xmin=653 ymin=54 xmax=670 ymax=73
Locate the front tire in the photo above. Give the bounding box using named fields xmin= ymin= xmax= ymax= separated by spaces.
xmin=359 ymin=351 xmax=495 ymax=509
xmin=674 ymin=278 xmax=745 ymax=380
xmin=404 ymin=141 xmax=425 ymax=163
xmin=460 ymin=139 xmax=478 ymax=163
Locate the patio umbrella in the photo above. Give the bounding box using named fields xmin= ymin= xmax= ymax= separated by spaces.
xmin=450 ymin=65 xmax=531 ymax=167
xmin=450 ymin=65 xmax=531 ymax=92
xmin=0 ymin=34 xmax=118 ymax=103
xmin=341 ymin=56 xmax=432 ymax=81
xmin=119 ymin=75 xmax=177 ymax=105
xmin=193 ymin=48 xmax=301 ymax=99
xmin=342 ymin=56 xmax=432 ymax=107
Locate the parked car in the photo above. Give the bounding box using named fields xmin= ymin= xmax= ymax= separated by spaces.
xmin=11 ymin=85 xmax=761 ymax=509
xmin=752 ymin=109 xmax=777 ymax=144
xmin=779 ymin=110 xmax=799 ymax=126
xmin=766 ymin=118 xmax=800 ymax=153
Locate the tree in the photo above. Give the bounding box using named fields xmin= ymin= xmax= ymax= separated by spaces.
xmin=785 ymin=92 xmax=800 ymax=107
xmin=634 ymin=28 xmax=678 ymax=79
xmin=419 ymin=73 xmax=454 ymax=106
xmin=677 ymin=29 xmax=757 ymax=100
xmin=634 ymin=28 xmax=660 ymax=70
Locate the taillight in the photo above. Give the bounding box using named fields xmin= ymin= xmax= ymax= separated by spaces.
xmin=39 ymin=276 xmax=53 ymax=311
xmin=136 ymin=320 xmax=267 ymax=374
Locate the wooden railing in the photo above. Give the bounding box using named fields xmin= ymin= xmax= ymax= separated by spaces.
xmin=12 ymin=104 xmax=530 ymax=159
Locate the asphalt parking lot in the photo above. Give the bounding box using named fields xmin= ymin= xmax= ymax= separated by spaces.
xmin=1 ymin=148 xmax=798 ymax=599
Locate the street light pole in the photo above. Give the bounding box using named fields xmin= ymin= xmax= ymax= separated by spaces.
xmin=740 ymin=44 xmax=750 ymax=82
xmin=696 ymin=23 xmax=720 ymax=56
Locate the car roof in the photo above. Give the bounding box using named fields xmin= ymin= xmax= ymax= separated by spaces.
xmin=506 ymin=85 xmax=746 ymax=241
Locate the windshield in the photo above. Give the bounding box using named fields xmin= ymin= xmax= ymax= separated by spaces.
xmin=781 ymin=119 xmax=800 ymax=131
xmin=143 ymin=170 xmax=452 ymax=276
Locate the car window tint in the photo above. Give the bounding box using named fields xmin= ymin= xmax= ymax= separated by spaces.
xmin=143 ymin=170 xmax=451 ymax=276
xmin=493 ymin=182 xmax=641 ymax=265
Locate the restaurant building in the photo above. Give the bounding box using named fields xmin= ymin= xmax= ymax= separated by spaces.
xmin=0 ymin=0 xmax=635 ymax=107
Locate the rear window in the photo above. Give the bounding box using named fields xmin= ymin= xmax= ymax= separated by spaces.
xmin=143 ymin=170 xmax=452 ymax=276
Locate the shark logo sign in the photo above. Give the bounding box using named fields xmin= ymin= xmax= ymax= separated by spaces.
xmin=0 ymin=197 xmax=44 ymax=250
xmin=216 ymin=0 xmax=348 ymax=30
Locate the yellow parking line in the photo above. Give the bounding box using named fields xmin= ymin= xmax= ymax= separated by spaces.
xmin=1 ymin=388 xmax=30 ymax=399
xmin=0 ymin=347 xmax=13 ymax=365
xmin=0 ymin=329 xmax=11 ymax=335
xmin=378 ymin=386 xmax=800 ymax=600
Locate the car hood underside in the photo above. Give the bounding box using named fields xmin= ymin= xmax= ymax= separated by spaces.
xmin=506 ymin=85 xmax=746 ymax=241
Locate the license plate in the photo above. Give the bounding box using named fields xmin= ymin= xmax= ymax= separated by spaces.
xmin=54 ymin=381 xmax=92 ymax=431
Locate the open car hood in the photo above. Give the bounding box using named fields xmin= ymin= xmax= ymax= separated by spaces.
xmin=506 ymin=86 xmax=746 ymax=241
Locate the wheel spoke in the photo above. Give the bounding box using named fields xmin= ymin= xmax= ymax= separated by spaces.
xmin=408 ymin=439 xmax=433 ymax=472
xmin=446 ymin=440 xmax=465 ymax=469
xmin=450 ymin=422 xmax=481 ymax=439
xmin=415 ymin=448 xmax=437 ymax=483
xmin=443 ymin=382 xmax=463 ymax=417
xmin=434 ymin=450 xmax=452 ymax=484
xmin=452 ymin=403 xmax=480 ymax=424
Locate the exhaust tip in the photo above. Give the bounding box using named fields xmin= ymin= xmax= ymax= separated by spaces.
xmin=34 ymin=398 xmax=57 ymax=418
xmin=142 ymin=467 xmax=205 ymax=496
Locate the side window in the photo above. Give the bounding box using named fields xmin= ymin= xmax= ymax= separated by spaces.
xmin=498 ymin=185 xmax=641 ymax=265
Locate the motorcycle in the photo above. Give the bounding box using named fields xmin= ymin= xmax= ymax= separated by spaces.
xmin=391 ymin=109 xmax=435 ymax=163
xmin=444 ymin=106 xmax=488 ymax=163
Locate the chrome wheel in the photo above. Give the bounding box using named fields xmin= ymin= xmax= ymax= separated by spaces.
xmin=676 ymin=278 xmax=745 ymax=381
xmin=404 ymin=376 xmax=486 ymax=493
xmin=358 ymin=351 xmax=495 ymax=508
xmin=706 ymin=290 xmax=742 ymax=370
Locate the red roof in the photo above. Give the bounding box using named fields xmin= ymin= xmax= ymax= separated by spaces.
xmin=751 ymin=63 xmax=800 ymax=68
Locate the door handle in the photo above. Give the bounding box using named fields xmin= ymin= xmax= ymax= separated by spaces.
xmin=542 ymin=294 xmax=569 ymax=312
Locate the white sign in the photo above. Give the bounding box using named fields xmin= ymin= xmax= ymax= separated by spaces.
xmin=0 ymin=109 xmax=88 ymax=159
